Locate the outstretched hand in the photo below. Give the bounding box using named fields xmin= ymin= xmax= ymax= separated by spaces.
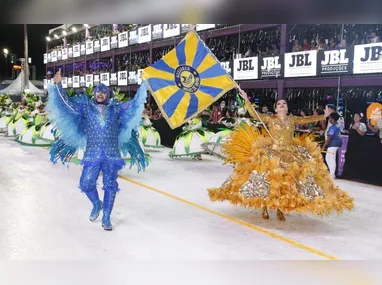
xmin=238 ymin=87 xmax=248 ymax=101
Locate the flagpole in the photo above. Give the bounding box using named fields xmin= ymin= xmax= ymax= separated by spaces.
xmin=236 ymin=84 xmax=275 ymax=142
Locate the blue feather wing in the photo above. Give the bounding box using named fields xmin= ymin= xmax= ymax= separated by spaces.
xmin=46 ymin=84 xmax=88 ymax=164
xmin=118 ymin=84 xmax=148 ymax=171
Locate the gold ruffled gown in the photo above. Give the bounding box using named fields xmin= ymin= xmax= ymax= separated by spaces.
xmin=208 ymin=101 xmax=354 ymax=220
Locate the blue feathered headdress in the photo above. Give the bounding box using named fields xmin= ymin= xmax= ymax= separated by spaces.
xmin=94 ymin=83 xmax=111 ymax=104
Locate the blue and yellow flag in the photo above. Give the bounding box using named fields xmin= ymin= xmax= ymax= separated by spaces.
xmin=142 ymin=31 xmax=237 ymax=129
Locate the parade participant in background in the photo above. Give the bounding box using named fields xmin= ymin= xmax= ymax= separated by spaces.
xmin=16 ymin=103 xmax=52 ymax=146
xmin=208 ymin=89 xmax=354 ymax=221
xmin=322 ymin=112 xmax=342 ymax=179
xmin=140 ymin=112 xmax=163 ymax=149
xmin=169 ymin=115 xmax=212 ymax=160
xmin=47 ymin=70 xmax=148 ymax=231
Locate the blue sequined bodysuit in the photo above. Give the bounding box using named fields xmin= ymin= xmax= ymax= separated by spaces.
xmin=47 ymin=82 xmax=148 ymax=193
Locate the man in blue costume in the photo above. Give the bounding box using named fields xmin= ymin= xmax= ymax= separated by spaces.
xmin=47 ymin=70 xmax=148 ymax=231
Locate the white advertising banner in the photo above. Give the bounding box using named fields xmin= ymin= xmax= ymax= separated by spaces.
xmin=101 ymin=37 xmax=110 ymax=52
xmin=118 ymin=31 xmax=128 ymax=48
xmin=73 ymin=45 xmax=80 ymax=57
xmin=93 ymin=40 xmax=101 ymax=53
xmin=100 ymin=73 xmax=110 ymax=86
xmin=151 ymin=24 xmax=163 ymax=40
xmin=86 ymin=74 xmax=93 ymax=87
xmin=137 ymin=69 xmax=144 ymax=85
xmin=111 ymin=36 xmax=118 ymax=49
xmin=93 ymin=74 xmax=100 ymax=86
xmin=51 ymin=50 xmax=57 ymax=62
xmin=110 ymin=73 xmax=118 ymax=85
xmin=62 ymin=48 xmax=68 ymax=60
xmin=353 ymin=43 xmax=382 ymax=74
xmin=62 ymin=77 xmax=68 ymax=88
xmin=284 ymin=50 xmax=317 ymax=78
xmin=86 ymin=41 xmax=93 ymax=55
xmin=80 ymin=76 xmax=86 ymax=87
xmin=80 ymin=44 xmax=86 ymax=56
xmin=196 ymin=24 xmax=215 ymax=31
xmin=138 ymin=25 xmax=152 ymax=43
xmin=163 ymin=24 xmax=180 ymax=38
xmin=128 ymin=71 xmax=137 ymax=84
xmin=233 ymin=57 xmax=259 ymax=80
xmin=129 ymin=30 xmax=138 ymax=45
xmin=73 ymin=76 xmax=80 ymax=88
xmin=118 ymin=71 xmax=128 ymax=86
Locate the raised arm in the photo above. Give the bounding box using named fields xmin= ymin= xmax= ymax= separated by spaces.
xmin=47 ymin=70 xmax=82 ymax=114
xmin=239 ymin=88 xmax=271 ymax=124
xmin=244 ymin=100 xmax=272 ymax=124
xmin=118 ymin=83 xmax=147 ymax=145
xmin=293 ymin=105 xmax=329 ymax=125
xmin=52 ymin=81 xmax=81 ymax=114
xmin=293 ymin=114 xmax=326 ymax=125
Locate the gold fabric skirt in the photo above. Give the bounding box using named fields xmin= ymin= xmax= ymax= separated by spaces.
xmin=208 ymin=125 xmax=354 ymax=215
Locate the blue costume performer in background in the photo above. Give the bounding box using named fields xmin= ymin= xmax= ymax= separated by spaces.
xmin=46 ymin=71 xmax=148 ymax=231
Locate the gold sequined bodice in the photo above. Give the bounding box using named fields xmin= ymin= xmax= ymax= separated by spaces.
xmin=245 ymin=101 xmax=325 ymax=147
xmin=268 ymin=116 xmax=296 ymax=146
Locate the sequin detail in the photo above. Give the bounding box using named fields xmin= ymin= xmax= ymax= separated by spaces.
xmin=239 ymin=170 xmax=270 ymax=199
xmin=221 ymin=176 xmax=232 ymax=189
xmin=297 ymin=176 xmax=326 ymax=200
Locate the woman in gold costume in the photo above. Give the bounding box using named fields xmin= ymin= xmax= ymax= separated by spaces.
xmin=208 ymin=90 xmax=354 ymax=221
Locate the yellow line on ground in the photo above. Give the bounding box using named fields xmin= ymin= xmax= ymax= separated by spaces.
xmin=38 ymin=146 xmax=339 ymax=260
xmin=118 ymin=174 xmax=340 ymax=260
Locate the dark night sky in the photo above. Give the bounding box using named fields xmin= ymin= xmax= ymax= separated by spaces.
xmin=0 ymin=24 xmax=58 ymax=81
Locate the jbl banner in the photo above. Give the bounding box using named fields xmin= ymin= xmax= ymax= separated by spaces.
xmin=73 ymin=76 xmax=80 ymax=88
xmin=62 ymin=48 xmax=68 ymax=60
xmin=284 ymin=50 xmax=317 ymax=77
xmin=129 ymin=30 xmax=138 ymax=45
xmin=80 ymin=76 xmax=86 ymax=87
xmin=317 ymin=48 xmax=353 ymax=75
xmin=353 ymin=43 xmax=382 ymax=74
xmin=80 ymin=44 xmax=86 ymax=56
xmin=110 ymin=73 xmax=118 ymax=85
xmin=93 ymin=75 xmax=100 ymax=86
xmin=86 ymin=41 xmax=93 ymax=55
xmin=101 ymin=37 xmax=110 ymax=52
xmin=163 ymin=24 xmax=180 ymax=38
xmin=67 ymin=77 xmax=73 ymax=88
xmin=100 ymin=73 xmax=110 ymax=86
xmin=233 ymin=57 xmax=259 ymax=80
xmin=138 ymin=25 xmax=151 ymax=43
xmin=118 ymin=71 xmax=128 ymax=86
xmin=259 ymin=55 xmax=283 ymax=79
xmin=86 ymin=74 xmax=93 ymax=87
xmin=111 ymin=36 xmax=118 ymax=49
xmin=152 ymin=24 xmax=163 ymax=40
xmin=73 ymin=45 xmax=80 ymax=58
xmin=118 ymin=32 xmax=128 ymax=48
xmin=93 ymin=40 xmax=100 ymax=53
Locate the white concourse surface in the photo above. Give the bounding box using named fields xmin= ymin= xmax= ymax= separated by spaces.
xmin=1 ymin=135 xmax=382 ymax=260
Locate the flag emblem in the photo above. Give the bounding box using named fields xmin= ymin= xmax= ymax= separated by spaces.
xmin=142 ymin=31 xmax=236 ymax=129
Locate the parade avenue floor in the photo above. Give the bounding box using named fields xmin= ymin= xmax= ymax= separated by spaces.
xmin=1 ymin=135 xmax=382 ymax=261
